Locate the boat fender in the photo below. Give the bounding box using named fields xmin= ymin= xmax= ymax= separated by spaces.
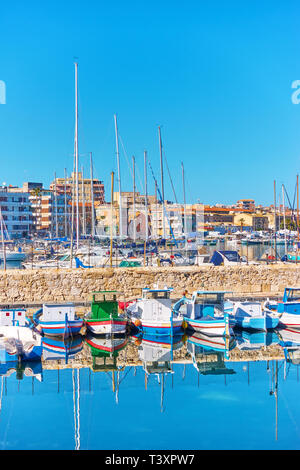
xmin=182 ymin=320 xmax=188 ymax=330
xmin=134 ymin=319 xmax=141 ymax=327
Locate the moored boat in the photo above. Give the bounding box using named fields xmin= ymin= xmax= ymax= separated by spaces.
xmin=224 ymin=300 xmax=279 ymax=331
xmin=126 ymin=287 xmax=183 ymax=336
xmin=0 ymin=308 xmax=42 ymax=362
xmin=265 ymin=287 xmax=300 ymax=329
xmin=33 ymin=303 xmax=83 ymax=337
xmin=84 ymin=291 xmax=128 ymax=335
xmin=174 ymin=290 xmax=233 ymax=337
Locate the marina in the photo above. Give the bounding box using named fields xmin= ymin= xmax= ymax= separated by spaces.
xmin=2 ymin=0 xmax=300 ymax=454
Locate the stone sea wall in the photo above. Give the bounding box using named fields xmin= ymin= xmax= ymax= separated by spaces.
xmin=0 ymin=263 xmax=299 ymax=304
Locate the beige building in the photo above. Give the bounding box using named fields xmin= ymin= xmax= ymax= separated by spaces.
xmin=50 ymin=172 xmax=105 ymax=204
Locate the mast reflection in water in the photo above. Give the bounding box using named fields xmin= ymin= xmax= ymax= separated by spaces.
xmin=0 ymin=330 xmax=298 ymax=450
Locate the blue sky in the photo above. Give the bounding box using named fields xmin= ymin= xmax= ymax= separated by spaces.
xmin=1 ymin=0 xmax=300 ymax=205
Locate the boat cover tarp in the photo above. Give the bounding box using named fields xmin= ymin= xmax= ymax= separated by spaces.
xmin=210 ymin=250 xmax=241 ymax=266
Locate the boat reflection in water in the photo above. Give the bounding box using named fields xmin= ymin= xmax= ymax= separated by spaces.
xmin=42 ymin=335 xmax=83 ymax=363
xmin=134 ymin=333 xmax=186 ymax=412
xmin=0 ymin=360 xmax=43 ymax=382
xmin=85 ymin=333 xmax=128 ymax=404
xmin=235 ymin=330 xmax=280 ymax=350
xmin=186 ymin=332 xmax=236 ymax=375
xmin=277 ymin=328 xmax=300 ymax=366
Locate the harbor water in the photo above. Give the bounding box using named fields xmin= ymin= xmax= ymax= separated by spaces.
xmin=0 ymin=333 xmax=299 ymax=450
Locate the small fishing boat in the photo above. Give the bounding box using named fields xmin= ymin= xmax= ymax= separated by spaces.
xmin=126 ymin=287 xmax=183 ymax=336
xmin=174 ymin=291 xmax=233 ymax=337
xmin=33 ymin=303 xmax=83 ymax=337
xmin=0 ymin=308 xmax=42 ymax=362
xmin=84 ymin=291 xmax=128 ymax=335
xmin=264 ymin=287 xmax=300 ymax=329
xmin=224 ymin=300 xmax=279 ymax=330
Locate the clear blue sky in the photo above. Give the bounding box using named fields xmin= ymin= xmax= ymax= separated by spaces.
xmin=1 ymin=0 xmax=300 ymax=206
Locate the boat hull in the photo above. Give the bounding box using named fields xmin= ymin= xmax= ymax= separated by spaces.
xmin=234 ymin=315 xmax=279 ymax=330
xmin=136 ymin=319 xmax=183 ymax=336
xmin=85 ymin=318 xmax=127 ymax=335
xmin=278 ymin=313 xmax=300 ymax=329
xmin=39 ymin=319 xmax=83 ymax=337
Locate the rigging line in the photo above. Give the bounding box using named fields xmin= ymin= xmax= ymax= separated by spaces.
xmin=162 ymin=148 xmax=178 ymax=204
xmin=118 ymin=134 xmax=144 ymax=194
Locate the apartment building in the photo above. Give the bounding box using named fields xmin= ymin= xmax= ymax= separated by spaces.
xmin=0 ymin=186 xmax=32 ymax=238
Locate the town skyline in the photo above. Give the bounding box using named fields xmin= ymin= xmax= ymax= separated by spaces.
xmin=1 ymin=1 xmax=300 ymax=206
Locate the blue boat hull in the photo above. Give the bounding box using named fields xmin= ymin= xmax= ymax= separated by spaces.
xmin=234 ymin=316 xmax=279 ymax=331
xmin=39 ymin=320 xmax=83 ymax=337
xmin=139 ymin=324 xmax=183 ymax=336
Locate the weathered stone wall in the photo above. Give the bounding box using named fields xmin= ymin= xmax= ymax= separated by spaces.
xmin=0 ymin=263 xmax=299 ymax=304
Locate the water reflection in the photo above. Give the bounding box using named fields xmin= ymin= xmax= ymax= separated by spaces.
xmin=2 ymin=327 xmax=300 ymax=449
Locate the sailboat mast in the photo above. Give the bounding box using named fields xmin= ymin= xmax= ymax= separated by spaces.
xmin=158 ymin=126 xmax=165 ymax=239
xmin=74 ymin=62 xmax=80 ymax=250
xmin=0 ymin=208 xmax=6 ymax=271
xmin=132 ymin=156 xmax=136 ymax=243
xmin=81 ymin=166 xmax=86 ymax=236
xmin=144 ymin=150 xmax=148 ymax=242
xmin=64 ymin=168 xmax=68 ymax=237
xmin=54 ymin=172 xmax=58 ymax=238
xmin=282 ymin=184 xmax=287 ymax=255
xmin=181 ymin=162 xmax=187 ymax=248
xmin=110 ymin=171 xmax=114 ymax=268
xmin=114 ymin=114 xmax=122 ymax=239
xmin=90 ymin=152 xmax=95 ymax=239
xmin=273 ymin=180 xmax=276 ymax=261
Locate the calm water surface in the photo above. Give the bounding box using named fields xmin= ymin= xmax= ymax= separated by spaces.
xmin=0 ymin=333 xmax=299 ymax=450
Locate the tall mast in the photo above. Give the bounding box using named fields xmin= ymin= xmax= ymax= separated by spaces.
xmin=74 ymin=62 xmax=80 ymax=249
xmin=158 ymin=126 xmax=165 ymax=239
xmin=110 ymin=171 xmax=114 ymax=268
xmin=81 ymin=166 xmax=86 ymax=236
xmin=64 ymin=168 xmax=68 ymax=238
xmin=144 ymin=150 xmax=148 ymax=242
xmin=181 ymin=162 xmax=187 ymax=246
xmin=114 ymin=114 xmax=122 ymax=239
xmin=90 ymin=152 xmax=95 ymax=238
xmin=274 ymin=180 xmax=276 ymax=261
xmin=0 ymin=208 xmax=6 ymax=271
xmin=54 ymin=172 xmax=58 ymax=238
xmin=282 ymin=184 xmax=287 ymax=256
xmin=132 ymin=156 xmax=136 ymax=243
xmin=70 ymin=146 xmax=76 ymax=268
xmin=297 ymin=174 xmax=299 ymax=264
